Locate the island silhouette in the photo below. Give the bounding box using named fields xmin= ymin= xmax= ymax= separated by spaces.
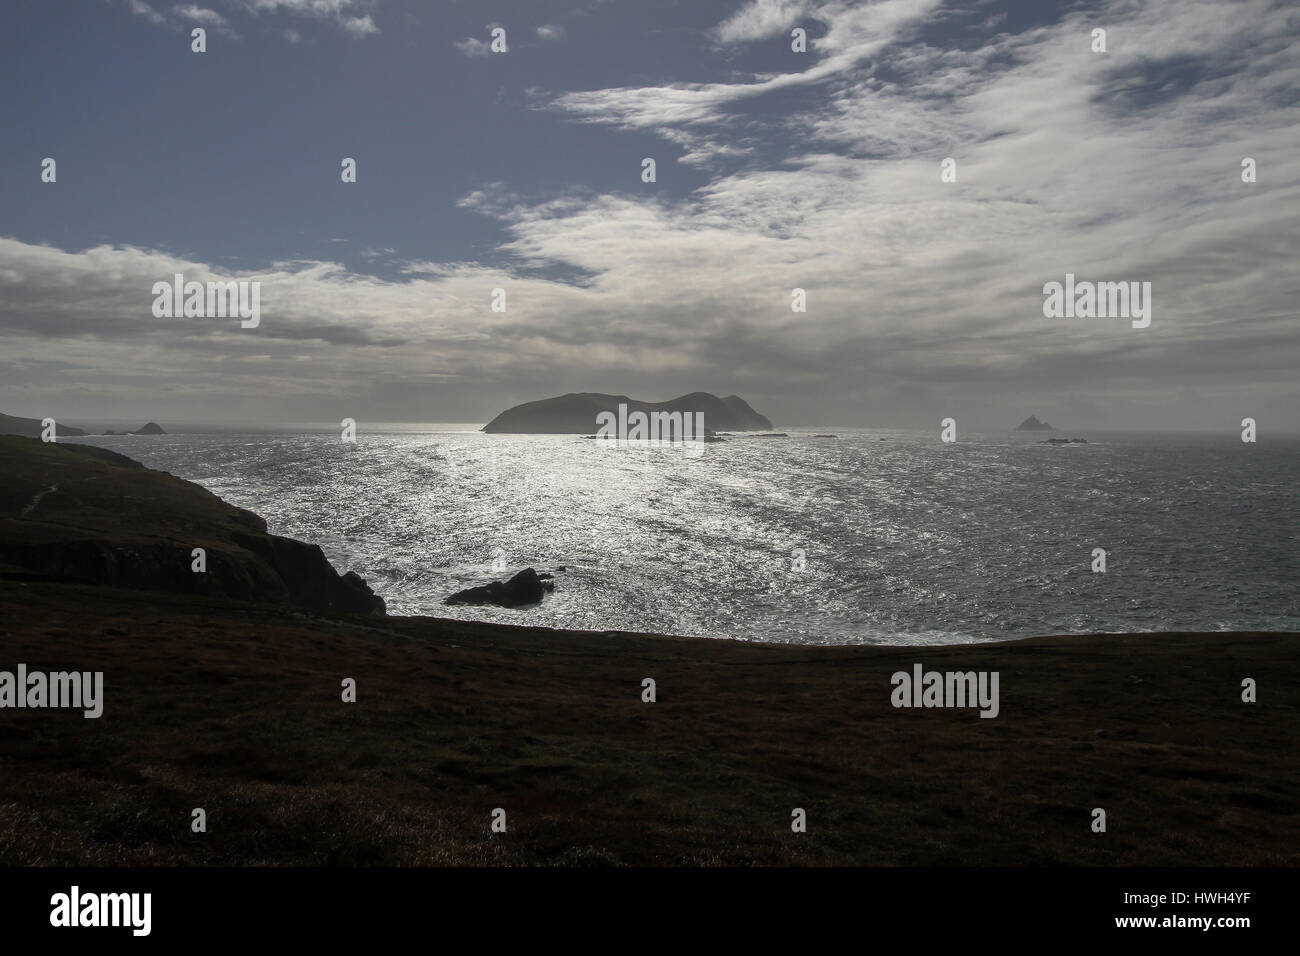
xmin=482 ymin=392 xmax=772 ymax=433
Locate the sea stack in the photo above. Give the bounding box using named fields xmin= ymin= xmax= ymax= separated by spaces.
xmin=1015 ymin=415 xmax=1054 ymax=431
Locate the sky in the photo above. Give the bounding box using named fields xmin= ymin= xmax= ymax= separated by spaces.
xmin=0 ymin=0 xmax=1297 ymax=430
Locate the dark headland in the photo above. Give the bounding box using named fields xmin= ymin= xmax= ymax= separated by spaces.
xmin=0 ymin=412 xmax=86 ymax=438
xmin=482 ymin=392 xmax=773 ymax=433
xmin=1 ymin=437 xmax=1296 ymax=865
xmin=0 ymin=437 xmax=382 ymax=615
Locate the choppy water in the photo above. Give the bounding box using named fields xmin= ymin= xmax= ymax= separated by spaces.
xmin=69 ymin=426 xmax=1299 ymax=645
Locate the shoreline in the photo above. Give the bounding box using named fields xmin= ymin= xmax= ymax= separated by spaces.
xmin=375 ymin=613 xmax=1294 ymax=650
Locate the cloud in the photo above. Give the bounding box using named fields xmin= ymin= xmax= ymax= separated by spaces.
xmin=170 ymin=4 xmax=227 ymax=28
xmin=454 ymin=36 xmax=490 ymax=58
xmin=710 ymin=0 xmax=810 ymax=44
xmin=127 ymin=0 xmax=166 ymax=26
xmin=456 ymin=24 xmax=505 ymax=56
xmin=10 ymin=0 xmax=1299 ymax=428
xmin=240 ymin=0 xmax=378 ymax=30
xmin=338 ymin=15 xmax=378 ymax=36
xmin=537 ymin=24 xmax=566 ymax=42
xmin=123 ymin=1 xmax=240 ymax=36
xmin=544 ymin=0 xmax=946 ymax=164
xmin=121 ymin=0 xmax=380 ymax=39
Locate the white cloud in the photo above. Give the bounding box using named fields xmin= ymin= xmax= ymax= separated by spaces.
xmin=14 ymin=0 xmax=1300 ymax=427
xmin=710 ymin=0 xmax=809 ymax=44
xmin=128 ymin=0 xmax=166 ymax=25
xmin=122 ymin=0 xmax=380 ymax=39
xmin=537 ymin=24 xmax=566 ymax=42
xmin=339 ymin=14 xmax=378 ymax=37
xmin=454 ymin=36 xmax=490 ymax=58
xmin=169 ymin=4 xmax=227 ymax=27
xmin=545 ymin=0 xmax=945 ymax=163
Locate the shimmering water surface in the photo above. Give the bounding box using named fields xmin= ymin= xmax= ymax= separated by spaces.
xmin=71 ymin=426 xmax=1299 ymax=645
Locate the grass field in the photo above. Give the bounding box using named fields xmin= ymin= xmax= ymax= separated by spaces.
xmin=2 ymin=580 xmax=1295 ymax=866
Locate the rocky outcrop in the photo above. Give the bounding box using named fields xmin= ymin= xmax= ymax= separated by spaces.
xmin=482 ymin=392 xmax=773 ymax=433
xmin=228 ymin=531 xmax=386 ymax=615
xmin=445 ymin=568 xmax=552 ymax=608
xmin=0 ymin=436 xmax=385 ymax=615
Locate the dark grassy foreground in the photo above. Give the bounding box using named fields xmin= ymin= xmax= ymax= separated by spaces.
xmin=1 ymin=580 xmax=1296 ymax=866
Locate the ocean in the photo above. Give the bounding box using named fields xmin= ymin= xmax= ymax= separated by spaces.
xmin=68 ymin=426 xmax=1299 ymax=645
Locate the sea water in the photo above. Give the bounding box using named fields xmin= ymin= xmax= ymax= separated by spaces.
xmin=68 ymin=426 xmax=1300 ymax=645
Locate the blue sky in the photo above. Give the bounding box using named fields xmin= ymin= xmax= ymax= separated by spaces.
xmin=1 ymin=0 xmax=1297 ymax=428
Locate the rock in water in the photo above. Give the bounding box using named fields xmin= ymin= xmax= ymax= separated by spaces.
xmin=445 ymin=567 xmax=550 ymax=607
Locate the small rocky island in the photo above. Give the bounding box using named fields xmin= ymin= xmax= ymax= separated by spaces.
xmin=1015 ymin=415 xmax=1055 ymax=431
xmin=445 ymin=567 xmax=554 ymax=608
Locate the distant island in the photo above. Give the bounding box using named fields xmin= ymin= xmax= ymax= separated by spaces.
xmin=1015 ymin=415 xmax=1054 ymax=431
xmin=482 ymin=392 xmax=773 ymax=433
xmin=2 ymin=413 xmax=166 ymax=438
xmin=103 ymin=422 xmax=166 ymax=436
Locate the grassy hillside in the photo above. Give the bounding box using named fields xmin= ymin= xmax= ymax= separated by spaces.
xmin=1 ymin=579 xmax=1295 ymax=865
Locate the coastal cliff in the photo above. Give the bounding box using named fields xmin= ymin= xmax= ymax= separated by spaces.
xmin=0 ymin=436 xmax=384 ymax=615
